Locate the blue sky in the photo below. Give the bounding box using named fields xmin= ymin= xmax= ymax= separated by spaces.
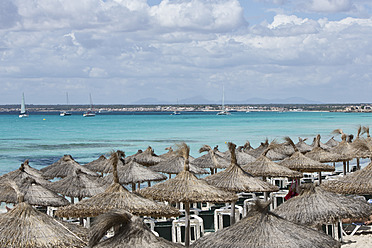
xmin=1 ymin=0 xmax=372 ymax=104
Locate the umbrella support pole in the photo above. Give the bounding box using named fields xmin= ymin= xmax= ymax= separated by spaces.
xmin=343 ymin=161 xmax=346 ymax=176
xmin=210 ymin=168 xmax=214 ymax=175
xmin=138 ymin=182 xmax=141 ymax=190
xmin=357 ymin=158 xmax=360 ymax=170
xmin=318 ymin=172 xmax=322 ymax=184
xmin=185 ymin=202 xmax=190 ymax=248
xmin=230 ymin=201 xmax=236 ymax=225
xmin=347 ymin=161 xmax=349 ymax=173
xmin=131 ymin=183 xmax=136 ymax=191
xmin=148 ymin=181 xmax=151 ymax=187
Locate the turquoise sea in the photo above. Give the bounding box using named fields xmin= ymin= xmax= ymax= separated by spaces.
xmin=1 ymin=111 xmax=372 ymax=175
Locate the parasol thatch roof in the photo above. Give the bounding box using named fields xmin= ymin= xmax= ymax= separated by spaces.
xmin=247 ymin=139 xmax=288 ymax=160
xmin=0 ymin=178 xmax=70 ymax=207
xmin=325 ymin=136 xmax=339 ymax=148
xmin=0 ymin=160 xmax=51 ymax=188
xmin=204 ymin=142 xmax=279 ymax=193
xmin=126 ymin=147 xmax=163 ymax=166
xmin=139 ymin=143 xmax=238 ymax=204
xmin=295 ymin=138 xmax=313 ymax=153
xmin=0 ymin=201 xmax=87 ymax=248
xmin=278 ymin=137 xmax=335 ymax=173
xmin=150 ymin=155 xmax=207 ymax=175
xmin=329 ymin=132 xmax=356 ymax=161
xmin=84 ymin=155 xmax=108 ymax=173
xmin=193 ymin=145 xmax=230 ymax=169
xmin=191 ymin=201 xmax=340 ymax=248
xmin=216 ymin=147 xmax=256 ymax=165
xmin=102 ymin=158 xmax=167 ymax=186
xmin=55 ymin=183 xmax=180 ymax=218
xmin=41 ymin=155 xmax=98 ymax=179
xmin=49 ymin=169 xmax=107 ymax=199
xmin=273 ymin=184 xmax=372 ymax=227
xmin=311 ymin=136 xmax=330 ymax=150
xmin=159 ymin=146 xmax=176 ymax=159
xmin=87 ymin=210 xmax=182 ymax=248
xmin=305 ymin=135 xmax=343 ymax=163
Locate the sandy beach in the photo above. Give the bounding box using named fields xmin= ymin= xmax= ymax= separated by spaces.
xmin=342 ymin=233 xmax=372 ymax=247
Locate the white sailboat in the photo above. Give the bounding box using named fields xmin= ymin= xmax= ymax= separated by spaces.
xmin=83 ymin=93 xmax=96 ymax=117
xmin=19 ymin=93 xmax=29 ymax=118
xmin=60 ymin=92 xmax=72 ymax=116
xmin=217 ymin=85 xmax=231 ymax=115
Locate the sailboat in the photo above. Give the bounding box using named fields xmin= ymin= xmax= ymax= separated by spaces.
xmin=217 ymin=85 xmax=231 ymax=115
xmin=19 ymin=93 xmax=29 ymax=118
xmin=83 ymin=93 xmax=96 ymax=117
xmin=60 ymin=92 xmax=72 ymax=116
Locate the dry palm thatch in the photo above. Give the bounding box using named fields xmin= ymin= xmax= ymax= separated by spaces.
xmin=0 ymin=160 xmax=51 ymax=188
xmin=88 ymin=210 xmax=181 ymax=248
xmin=305 ymin=135 xmax=343 ymax=163
xmin=322 ymin=140 xmax=372 ymax=195
xmin=351 ymin=126 xmax=370 ymax=159
xmin=41 ymin=155 xmax=98 ymax=179
xmin=49 ymin=169 xmax=107 ymax=199
xmin=159 ymin=146 xmax=175 ymax=159
xmin=216 ymin=146 xmax=256 ymax=165
xmin=273 ymin=184 xmax=372 ymax=228
xmin=246 ymin=139 xmax=288 ymax=160
xmin=0 ymin=201 xmax=87 ymax=248
xmin=126 ymin=147 xmax=163 ymax=166
xmin=0 ymin=178 xmax=70 ymax=207
xmin=325 ymin=136 xmax=339 ymax=148
xmin=295 ymin=137 xmax=313 ymax=153
xmin=193 ymin=144 xmax=230 ymax=173
xmin=139 ymin=143 xmax=237 ymax=247
xmin=329 ymin=131 xmax=356 ymax=161
xmin=191 ymin=201 xmax=340 ymax=248
xmin=362 ymin=126 xmax=372 ymax=145
xmin=150 ymin=155 xmax=207 ymax=176
xmin=241 ymin=141 xmax=303 ymax=179
xmin=311 ymin=136 xmax=330 ymax=150
xmin=55 ymin=151 xmax=180 ymax=219
xmin=84 ymin=155 xmax=108 ymax=173
xmin=279 ymin=137 xmax=335 ymax=173
xmin=204 ymin=142 xmax=279 ymax=193
xmin=102 ymin=158 xmax=166 ymax=189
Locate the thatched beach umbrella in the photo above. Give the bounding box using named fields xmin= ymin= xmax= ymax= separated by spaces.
xmin=102 ymin=158 xmax=167 ymax=190
xmin=279 ymin=137 xmax=335 ymax=184
xmin=139 ymin=143 xmax=238 ymax=247
xmin=126 ymin=146 xmax=163 ymax=166
xmin=0 ymin=189 xmax=86 ymax=248
xmin=311 ymin=136 xmax=330 ymax=150
xmin=204 ymin=142 xmax=279 ymax=224
xmin=191 ymin=201 xmax=340 ymax=248
xmin=87 ymin=209 xmax=182 ymax=248
xmin=305 ymin=135 xmax=343 ymax=164
xmin=330 ymin=131 xmax=357 ymax=175
xmin=150 ymin=155 xmax=207 ymax=178
xmin=159 ymin=146 xmax=176 ymax=159
xmin=322 ymin=140 xmax=372 ymax=195
xmin=41 ymin=154 xmax=98 ymax=179
xmin=84 ymin=155 xmax=108 ymax=175
xmin=273 ymin=184 xmax=372 ymax=228
xmin=325 ymin=136 xmax=340 ymax=148
xmin=0 ymin=160 xmax=51 ymax=188
xmin=295 ymin=138 xmax=313 ymax=153
xmin=55 ymin=151 xmax=180 ymax=219
xmin=193 ymin=144 xmax=230 ymax=174
xmin=216 ymin=146 xmax=256 ymax=166
xmin=247 ymin=139 xmax=288 ymax=160
xmin=49 ymin=169 xmax=107 ymax=202
xmin=0 ymin=178 xmax=70 ymax=207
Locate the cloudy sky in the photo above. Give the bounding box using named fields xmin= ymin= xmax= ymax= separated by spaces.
xmin=1 ymin=0 xmax=372 ymax=104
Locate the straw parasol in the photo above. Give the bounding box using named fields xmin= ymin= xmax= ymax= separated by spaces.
xmin=0 ymin=186 xmax=87 ymax=248
xmin=247 ymin=139 xmax=288 ymax=160
xmin=330 ymin=130 xmax=357 ymax=175
xmin=295 ymin=137 xmax=313 ymax=153
xmin=273 ymin=184 xmax=372 ymax=228
xmin=150 ymin=154 xmax=207 ymax=178
xmin=305 ymin=135 xmax=343 ymax=163
xmin=0 ymin=160 xmax=51 ymax=188
xmin=216 ymin=145 xmax=256 ymax=165
xmin=311 ymin=136 xmax=330 ymax=150
xmin=325 ymin=136 xmax=339 ymax=148
xmin=279 ymin=137 xmax=335 ymax=184
xmin=0 ymin=178 xmax=70 ymax=207
xmin=191 ymin=201 xmax=340 ymax=248
xmin=193 ymin=144 xmax=230 ymax=174
xmin=84 ymin=155 xmax=108 ymax=175
xmin=159 ymin=146 xmax=176 ymax=159
xmin=55 ymin=151 xmax=180 ymax=219
xmin=87 ymin=209 xmax=182 ymax=248
xmin=322 ymin=140 xmax=372 ymax=195
xmin=126 ymin=146 xmax=163 ymax=166
xmin=139 ymin=143 xmax=238 ymax=247
xmin=102 ymin=158 xmax=167 ymax=190
xmin=49 ymin=169 xmax=107 ymax=202
xmin=41 ymin=154 xmax=98 ymax=179
xmin=204 ymin=142 xmax=279 ymax=224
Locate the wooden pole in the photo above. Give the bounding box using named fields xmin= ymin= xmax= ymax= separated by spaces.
xmin=318 ymin=171 xmax=322 ymax=184
xmin=185 ymin=202 xmax=190 ymax=247
xmin=230 ymin=201 xmax=236 ymax=225
xmin=131 ymin=182 xmax=136 ymax=191
xmin=343 ymin=161 xmax=346 ymax=176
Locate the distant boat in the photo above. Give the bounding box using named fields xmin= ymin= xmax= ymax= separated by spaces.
xmin=171 ymin=111 xmax=181 ymax=115
xmin=60 ymin=92 xmax=72 ymax=116
xmin=83 ymin=93 xmax=96 ymax=117
xmin=19 ymin=93 xmax=29 ymax=118
xmin=217 ymin=85 xmax=231 ymax=115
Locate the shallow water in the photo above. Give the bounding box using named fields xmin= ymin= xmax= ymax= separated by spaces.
xmin=0 ymin=111 xmax=371 ymax=174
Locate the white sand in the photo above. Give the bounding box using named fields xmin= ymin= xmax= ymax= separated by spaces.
xmin=342 ymin=233 xmax=372 ymax=247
